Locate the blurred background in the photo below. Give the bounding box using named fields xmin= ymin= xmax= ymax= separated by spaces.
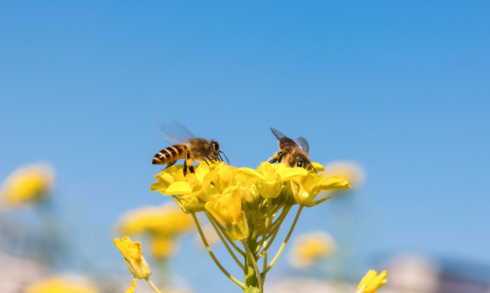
xmin=1 ymin=1 xmax=489 ymax=292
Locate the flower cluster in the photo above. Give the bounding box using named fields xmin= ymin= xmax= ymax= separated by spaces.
xmin=151 ymin=162 xmax=350 ymax=242
xmin=150 ymin=161 xmax=350 ymax=292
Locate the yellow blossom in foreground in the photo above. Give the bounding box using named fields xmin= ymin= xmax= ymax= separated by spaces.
xmin=356 ymin=270 xmax=388 ymax=293
xmin=289 ymin=231 xmax=335 ymax=268
xmin=205 ymin=186 xmax=249 ymax=241
xmin=0 ymin=163 xmax=54 ymax=210
xmin=291 ymin=172 xmax=351 ymax=206
xmin=113 ymin=236 xmax=152 ymax=279
xmin=116 ymin=203 xmax=193 ymax=258
xmin=25 ymin=275 xmax=98 ymax=293
xmin=239 ymin=163 xmax=308 ymax=199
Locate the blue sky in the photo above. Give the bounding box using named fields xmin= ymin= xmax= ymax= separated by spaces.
xmin=1 ymin=1 xmax=490 ymax=292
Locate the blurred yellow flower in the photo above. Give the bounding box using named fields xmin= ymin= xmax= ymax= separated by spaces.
xmin=25 ymin=275 xmax=99 ymax=293
xmin=356 ymin=270 xmax=388 ymax=293
xmin=116 ymin=204 xmax=193 ymax=259
xmin=323 ymin=161 xmax=365 ymax=189
xmin=196 ymin=224 xmax=220 ymax=247
xmin=289 ymin=231 xmax=335 ymax=268
xmin=0 ymin=163 xmax=54 ymax=210
xmin=113 ymin=236 xmax=152 ymax=279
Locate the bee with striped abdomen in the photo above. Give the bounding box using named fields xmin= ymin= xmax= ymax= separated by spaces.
xmin=268 ymin=127 xmax=316 ymax=172
xmin=152 ymin=124 xmax=229 ymax=175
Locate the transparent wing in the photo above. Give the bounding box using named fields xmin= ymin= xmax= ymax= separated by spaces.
xmin=295 ymin=136 xmax=310 ymax=154
xmin=270 ymin=127 xmax=287 ymax=140
xmin=159 ymin=122 xmax=195 ymax=145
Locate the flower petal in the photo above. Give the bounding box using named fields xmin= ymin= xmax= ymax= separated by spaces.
xmin=320 ymin=176 xmax=351 ymax=190
xmin=165 ymin=182 xmax=192 ymax=195
xmin=280 ymin=168 xmax=308 ymax=180
xmin=238 ymin=168 xmax=265 ymax=181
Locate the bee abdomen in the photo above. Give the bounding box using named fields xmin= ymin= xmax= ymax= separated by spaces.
xmin=152 ymin=144 xmax=188 ymax=165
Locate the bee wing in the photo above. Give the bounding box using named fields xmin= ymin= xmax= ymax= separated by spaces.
xmin=295 ymin=136 xmax=310 ymax=154
xmin=159 ymin=122 xmax=195 ymax=145
xmin=270 ymin=127 xmax=287 ymax=141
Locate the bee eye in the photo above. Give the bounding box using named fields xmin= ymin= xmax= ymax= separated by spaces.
xmin=297 ymin=161 xmax=303 ymax=167
xmin=212 ymin=142 xmax=219 ymax=151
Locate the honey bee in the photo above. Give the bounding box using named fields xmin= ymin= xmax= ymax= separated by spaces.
xmin=268 ymin=127 xmax=316 ymax=172
xmin=152 ymin=123 xmax=229 ymax=175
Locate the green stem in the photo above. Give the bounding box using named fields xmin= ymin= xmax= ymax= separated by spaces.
xmin=209 ymin=215 xmax=246 ymax=256
xmin=191 ymin=212 xmax=246 ymax=289
xmin=205 ymin=211 xmax=245 ymax=270
xmin=241 ymin=239 xmax=263 ymax=293
xmin=256 ymin=206 xmax=291 ymax=258
xmin=265 ymin=205 xmax=304 ymax=273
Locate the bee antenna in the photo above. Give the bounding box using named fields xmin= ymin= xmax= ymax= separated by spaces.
xmin=219 ymin=151 xmax=230 ymax=164
xmin=312 ymin=165 xmax=318 ymax=174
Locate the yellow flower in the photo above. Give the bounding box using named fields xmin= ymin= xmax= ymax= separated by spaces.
xmin=205 ymin=186 xmax=249 ymax=241
xmin=291 ymin=172 xmax=350 ymax=206
xmin=113 ymin=236 xmax=152 ymax=279
xmin=289 ymin=231 xmax=335 ymax=268
xmin=356 ymin=270 xmax=388 ymax=293
xmin=323 ymin=161 xmax=365 ymax=189
xmin=0 ymin=163 xmax=54 ymax=210
xmin=25 ymin=275 xmax=99 ymax=293
xmin=151 ymin=162 xmax=221 ymax=213
xmin=239 ymin=163 xmax=308 ymax=199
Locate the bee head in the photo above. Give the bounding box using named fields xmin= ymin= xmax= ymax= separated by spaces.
xmin=211 ymin=140 xmax=220 ymax=152
xmin=293 ymin=153 xmax=314 ymax=172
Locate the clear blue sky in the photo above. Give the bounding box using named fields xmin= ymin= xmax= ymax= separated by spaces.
xmin=1 ymin=1 xmax=489 ymax=292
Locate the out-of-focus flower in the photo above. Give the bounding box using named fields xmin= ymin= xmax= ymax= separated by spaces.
xmin=289 ymin=231 xmax=335 ymax=268
xmin=25 ymin=275 xmax=99 ymax=293
xmin=356 ymin=270 xmax=388 ymax=293
xmin=113 ymin=236 xmax=152 ymax=280
xmin=0 ymin=163 xmax=54 ymax=210
xmin=323 ymin=161 xmax=365 ymax=189
xmin=196 ymin=225 xmax=220 ymax=248
xmin=116 ymin=203 xmax=193 ymax=259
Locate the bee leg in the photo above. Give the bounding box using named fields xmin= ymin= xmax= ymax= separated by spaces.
xmin=203 ymin=154 xmax=212 ymax=165
xmin=268 ymin=151 xmax=285 ymax=164
xmin=184 ymin=152 xmax=195 ymax=175
xmin=163 ymin=161 xmax=176 ymax=171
